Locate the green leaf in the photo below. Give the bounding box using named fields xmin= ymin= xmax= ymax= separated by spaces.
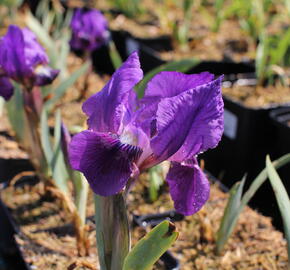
xmin=135 ymin=58 xmax=200 ymax=98
xmin=0 ymin=97 xmax=4 ymax=117
xmin=123 ymin=220 xmax=178 ymax=270
xmin=216 ymin=153 xmax=290 ymax=253
xmin=270 ymin=28 xmax=290 ymax=67
xmin=40 ymin=108 xmax=53 ymax=166
xmin=44 ymin=61 xmax=90 ymax=111
xmin=148 ymin=165 xmax=164 ymax=202
xmin=216 ymin=176 xmax=246 ymax=253
xmin=241 ymin=153 xmax=290 ymax=209
xmin=56 ymin=30 xmax=71 ymax=79
xmin=50 ymin=110 xmax=69 ymax=194
xmin=266 ymin=155 xmax=290 ymax=266
xmin=6 ymin=83 xmax=25 ymax=141
xmin=25 ymin=11 xmax=57 ymax=66
xmin=256 ymin=32 xmax=269 ymax=84
xmin=109 ymin=40 xmax=123 ymax=70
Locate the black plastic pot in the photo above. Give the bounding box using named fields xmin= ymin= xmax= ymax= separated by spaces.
xmin=0 ymin=132 xmax=34 ymax=185
xmin=133 ymin=39 xmax=255 ymax=75
xmin=0 ymin=158 xmax=33 ymax=185
xmin=91 ymin=30 xmax=130 ymax=75
xmin=270 ymin=106 xmax=290 ymax=190
xmin=200 ymin=84 xmax=290 ymax=230
xmin=0 ymin=198 xmax=30 ymax=270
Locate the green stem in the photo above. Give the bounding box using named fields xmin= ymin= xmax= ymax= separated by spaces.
xmin=23 ymin=90 xmax=48 ymax=177
xmin=75 ymin=173 xmax=89 ymax=226
xmin=94 ymin=193 xmax=130 ymax=270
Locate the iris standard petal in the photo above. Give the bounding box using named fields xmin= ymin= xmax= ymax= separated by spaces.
xmin=22 ymin=28 xmax=48 ymax=68
xmin=69 ymin=130 xmax=143 ymax=196
xmin=0 ymin=76 xmax=14 ymax=100
xmin=166 ymin=158 xmax=210 ymax=215
xmin=151 ymin=76 xmax=224 ymax=163
xmin=82 ymin=52 xmax=143 ymax=134
xmin=143 ymin=71 xmax=214 ymax=101
xmin=0 ymin=25 xmax=29 ymax=80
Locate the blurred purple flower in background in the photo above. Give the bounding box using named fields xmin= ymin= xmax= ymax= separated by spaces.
xmin=70 ymin=8 xmax=108 ymax=52
xmin=0 ymin=25 xmax=59 ymax=99
xmin=69 ymin=52 xmax=224 ymax=215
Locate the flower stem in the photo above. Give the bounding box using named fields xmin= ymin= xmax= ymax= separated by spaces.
xmin=23 ymin=88 xmax=48 ymax=177
xmin=94 ymin=193 xmax=130 ymax=270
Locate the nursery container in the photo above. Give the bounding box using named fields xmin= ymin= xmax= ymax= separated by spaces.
xmin=129 ymin=38 xmax=255 ymax=74
xmin=270 ymin=107 xmax=290 ymax=188
xmin=200 ymin=89 xmax=290 ymax=230
xmin=0 ymin=198 xmax=29 ymax=270
xmin=91 ymin=30 xmax=130 ymax=75
xmin=0 ymin=158 xmax=33 ymax=184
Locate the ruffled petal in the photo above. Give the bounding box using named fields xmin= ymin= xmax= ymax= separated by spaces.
xmin=69 ymin=130 xmax=142 ymax=196
xmin=151 ymin=76 xmax=224 ymax=162
xmin=0 ymin=76 xmax=14 ymax=100
xmin=82 ymin=52 xmax=143 ymax=134
xmin=166 ymin=158 xmax=210 ymax=215
xmin=22 ymin=28 xmax=48 ymax=67
xmin=142 ymin=71 xmax=214 ymax=101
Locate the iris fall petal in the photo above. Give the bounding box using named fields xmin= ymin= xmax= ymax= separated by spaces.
xmin=166 ymin=158 xmax=210 ymax=215
xmin=69 ymin=130 xmax=142 ymax=196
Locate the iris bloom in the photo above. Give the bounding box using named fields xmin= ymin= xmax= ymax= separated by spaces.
xmin=69 ymin=53 xmax=224 ymax=215
xmin=0 ymin=25 xmax=59 ymax=100
xmin=70 ymin=8 xmax=108 ymax=52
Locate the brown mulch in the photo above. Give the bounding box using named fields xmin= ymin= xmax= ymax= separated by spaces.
xmin=0 ymin=167 xmax=288 ymax=270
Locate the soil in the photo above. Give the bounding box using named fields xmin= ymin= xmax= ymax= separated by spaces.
xmin=223 ymin=83 xmax=290 ymax=108
xmin=0 ymin=132 xmax=288 ymax=270
xmin=108 ymin=9 xmax=256 ymax=63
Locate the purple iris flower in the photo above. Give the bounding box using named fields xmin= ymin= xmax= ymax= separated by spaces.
xmin=0 ymin=25 xmax=59 ymax=99
xmin=69 ymin=52 xmax=224 ymax=215
xmin=70 ymin=8 xmax=108 ymax=52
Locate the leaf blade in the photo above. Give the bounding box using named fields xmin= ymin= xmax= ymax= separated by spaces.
xmin=216 ymin=176 xmax=246 ymax=253
xmin=266 ymin=155 xmax=290 ymax=265
xmin=123 ymin=220 xmax=178 ymax=270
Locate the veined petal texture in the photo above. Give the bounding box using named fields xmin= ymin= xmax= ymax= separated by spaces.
xmin=69 ymin=130 xmax=142 ymax=196
xmin=83 ymin=52 xmax=143 ymax=134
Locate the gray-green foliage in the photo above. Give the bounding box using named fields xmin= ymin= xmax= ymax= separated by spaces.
xmin=216 ymin=153 xmax=290 ymax=253
xmin=123 ymin=220 xmax=178 ymax=270
xmin=112 ymin=0 xmax=142 ymax=18
xmin=40 ymin=109 xmax=69 ymax=194
xmin=266 ymin=155 xmax=290 ymax=267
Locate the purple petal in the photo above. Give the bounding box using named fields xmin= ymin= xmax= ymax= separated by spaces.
xmin=69 ymin=130 xmax=142 ymax=196
xmin=60 ymin=122 xmax=71 ymax=166
xmin=0 ymin=26 xmax=55 ymax=87
xmin=0 ymin=76 xmax=14 ymax=100
xmin=34 ymin=66 xmax=59 ymax=86
xmin=151 ymin=76 xmax=224 ymax=163
xmin=137 ymin=71 xmax=215 ymax=143
xmin=166 ymin=158 xmax=210 ymax=215
xmin=0 ymin=25 xmax=29 ymax=80
xmin=142 ymin=71 xmax=214 ymax=102
xmin=22 ymin=28 xmax=49 ymax=67
xmin=70 ymin=8 xmax=108 ymax=51
xmin=83 ymin=52 xmax=143 ymax=134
